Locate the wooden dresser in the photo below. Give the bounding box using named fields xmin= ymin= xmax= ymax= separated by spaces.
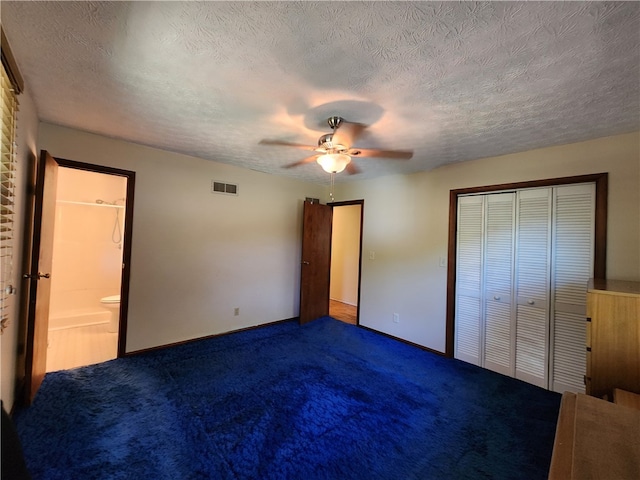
xmin=586 ymin=279 xmax=640 ymax=399
xmin=548 ymin=392 xmax=640 ymax=479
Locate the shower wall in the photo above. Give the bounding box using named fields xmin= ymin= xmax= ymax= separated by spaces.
xmin=49 ymin=167 xmax=127 ymax=329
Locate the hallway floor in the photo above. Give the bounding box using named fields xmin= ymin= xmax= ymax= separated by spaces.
xmin=46 ymin=323 xmax=118 ymax=372
xmin=329 ymin=300 xmax=357 ymax=325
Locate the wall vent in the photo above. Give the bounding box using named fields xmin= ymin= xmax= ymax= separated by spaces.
xmin=212 ymin=181 xmax=238 ymax=196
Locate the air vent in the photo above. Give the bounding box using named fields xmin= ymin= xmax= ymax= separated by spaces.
xmin=212 ymin=181 xmax=238 ymax=196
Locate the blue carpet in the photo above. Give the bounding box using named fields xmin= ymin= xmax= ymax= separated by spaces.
xmin=14 ymin=317 xmax=560 ymax=479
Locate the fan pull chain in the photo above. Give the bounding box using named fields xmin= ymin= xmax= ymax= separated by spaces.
xmin=330 ymin=172 xmax=335 ymax=202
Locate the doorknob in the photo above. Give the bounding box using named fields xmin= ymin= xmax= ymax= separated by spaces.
xmin=302 ymin=261 xmax=310 ymax=265
xmin=23 ymin=272 xmax=50 ymax=279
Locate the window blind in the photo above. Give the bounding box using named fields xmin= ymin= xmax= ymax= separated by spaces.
xmin=0 ymin=60 xmax=19 ymax=334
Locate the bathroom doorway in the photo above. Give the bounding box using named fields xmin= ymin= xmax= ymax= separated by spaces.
xmin=45 ymin=166 xmax=129 ymax=372
xmin=329 ymin=201 xmax=363 ymax=325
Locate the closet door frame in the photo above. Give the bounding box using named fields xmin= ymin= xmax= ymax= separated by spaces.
xmin=446 ymin=173 xmax=608 ymax=357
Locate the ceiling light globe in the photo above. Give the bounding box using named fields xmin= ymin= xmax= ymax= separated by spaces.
xmin=317 ymin=153 xmax=350 ymax=173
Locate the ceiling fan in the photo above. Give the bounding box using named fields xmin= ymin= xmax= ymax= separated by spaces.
xmin=259 ymin=116 xmax=413 ymax=175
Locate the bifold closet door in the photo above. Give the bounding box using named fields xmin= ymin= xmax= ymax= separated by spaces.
xmin=455 ymin=193 xmax=516 ymax=373
xmin=455 ymin=184 xmax=596 ymax=392
xmin=550 ymin=184 xmax=595 ymax=393
xmin=483 ymin=193 xmax=515 ymax=376
xmin=514 ymin=188 xmax=551 ymax=389
xmin=454 ymin=196 xmax=484 ymax=366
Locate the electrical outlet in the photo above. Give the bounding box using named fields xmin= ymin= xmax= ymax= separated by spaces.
xmin=393 ymin=313 xmax=399 ymax=323
xmin=439 ymin=257 xmax=446 ymax=268
xmin=234 ymin=307 xmax=240 ymax=316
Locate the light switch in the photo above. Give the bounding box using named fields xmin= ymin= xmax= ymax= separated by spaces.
xmin=369 ymin=250 xmax=375 ymax=260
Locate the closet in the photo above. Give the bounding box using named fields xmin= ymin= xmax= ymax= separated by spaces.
xmin=454 ymin=183 xmax=595 ymax=393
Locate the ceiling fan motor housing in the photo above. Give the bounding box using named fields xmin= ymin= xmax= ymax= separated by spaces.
xmin=317 ymin=133 xmax=348 ymax=153
xmin=327 ymin=116 xmax=343 ymax=130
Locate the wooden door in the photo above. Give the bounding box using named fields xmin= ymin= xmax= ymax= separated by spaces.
xmin=299 ymin=201 xmax=332 ymax=325
xmin=23 ymin=150 xmax=58 ymax=404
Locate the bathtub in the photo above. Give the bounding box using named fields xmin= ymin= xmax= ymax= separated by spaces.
xmin=48 ymin=310 xmax=110 ymax=331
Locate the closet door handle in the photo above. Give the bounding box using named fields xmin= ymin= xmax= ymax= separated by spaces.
xmin=527 ymin=299 xmax=535 ymax=305
xmin=493 ymin=296 xmax=501 ymax=301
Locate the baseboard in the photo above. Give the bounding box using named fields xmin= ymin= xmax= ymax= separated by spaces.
xmin=116 ymin=318 xmax=446 ymax=360
xmin=357 ymin=325 xmax=446 ymax=357
xmin=124 ymin=318 xmax=298 ymax=357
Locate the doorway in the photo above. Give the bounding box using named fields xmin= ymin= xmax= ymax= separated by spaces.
xmin=329 ymin=201 xmax=363 ymax=325
xmin=23 ymin=152 xmax=135 ymax=404
xmin=46 ymin=167 xmax=127 ymax=372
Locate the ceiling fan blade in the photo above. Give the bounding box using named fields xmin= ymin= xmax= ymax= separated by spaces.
xmin=348 ymin=148 xmax=413 ymax=159
xmin=345 ymin=161 xmax=361 ymax=175
xmin=332 ymin=121 xmax=366 ymax=149
xmin=259 ymin=139 xmax=317 ymax=151
xmin=282 ymin=155 xmax=319 ymax=169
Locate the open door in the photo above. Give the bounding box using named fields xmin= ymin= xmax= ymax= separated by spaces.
xmin=299 ymin=200 xmax=333 ymax=324
xmin=23 ymin=150 xmax=58 ymax=404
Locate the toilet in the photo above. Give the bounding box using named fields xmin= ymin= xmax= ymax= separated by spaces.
xmin=100 ymin=295 xmax=120 ymax=333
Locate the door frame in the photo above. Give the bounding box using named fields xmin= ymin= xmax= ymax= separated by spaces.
xmin=328 ymin=199 xmax=364 ymax=325
xmin=445 ymin=173 xmax=608 ymax=357
xmin=21 ymin=155 xmax=135 ymax=404
xmin=54 ymin=157 xmax=136 ymax=357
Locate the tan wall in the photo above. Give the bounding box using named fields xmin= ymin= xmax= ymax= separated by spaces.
xmin=7 ymin=119 xmax=637 ymax=409
xmin=1 ymin=88 xmax=39 ymax=410
xmin=337 ymin=132 xmax=640 ymax=353
xmin=38 ymin=123 xmax=325 ymax=352
xmin=330 ymin=204 xmax=361 ymax=305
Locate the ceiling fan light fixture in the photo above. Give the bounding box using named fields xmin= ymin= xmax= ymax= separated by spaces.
xmin=317 ymin=153 xmax=350 ymax=173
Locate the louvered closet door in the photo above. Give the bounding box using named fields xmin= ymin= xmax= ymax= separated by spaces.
xmin=551 ymin=184 xmax=595 ymax=393
xmin=483 ymin=193 xmax=515 ymax=376
xmin=515 ymin=188 xmax=551 ymax=388
xmin=455 ymin=196 xmax=484 ymax=365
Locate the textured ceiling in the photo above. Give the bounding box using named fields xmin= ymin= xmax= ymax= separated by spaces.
xmin=2 ymin=1 xmax=639 ymax=184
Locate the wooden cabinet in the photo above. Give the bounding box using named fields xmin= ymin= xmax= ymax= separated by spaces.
xmin=586 ymin=279 xmax=640 ymax=399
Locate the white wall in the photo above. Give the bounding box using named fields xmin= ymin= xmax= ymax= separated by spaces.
xmin=1 ymin=88 xmax=39 ymax=411
xmin=38 ymin=123 xmax=325 ymax=352
xmin=330 ymin=205 xmax=361 ymax=305
xmin=337 ymin=132 xmax=640 ymax=353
